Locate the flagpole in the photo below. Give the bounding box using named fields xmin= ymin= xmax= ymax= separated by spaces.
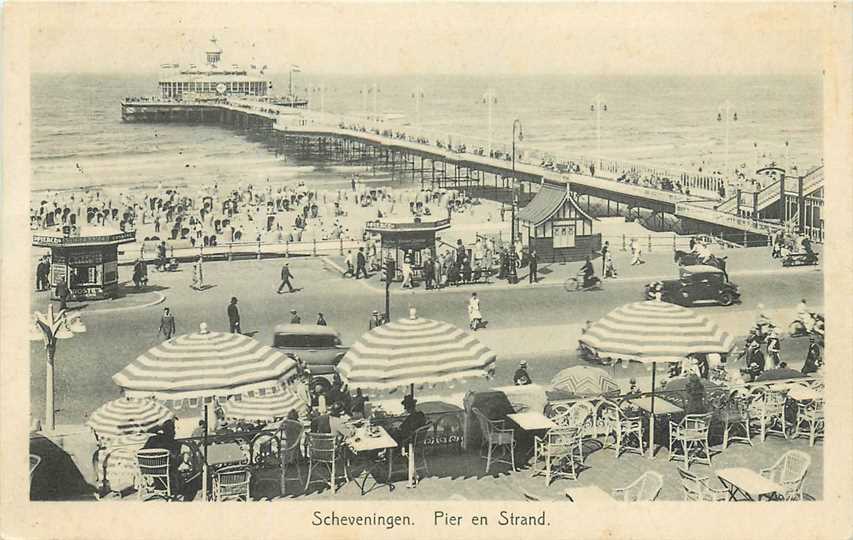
xmin=649 ymin=363 xmax=656 ymax=459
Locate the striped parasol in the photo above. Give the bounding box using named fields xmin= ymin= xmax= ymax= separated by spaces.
xmin=86 ymin=397 xmax=174 ymax=442
xmin=113 ymin=326 xmax=298 ymax=405
xmin=337 ymin=310 xmax=496 ymax=394
xmin=550 ymin=366 xmax=620 ymax=397
xmin=220 ymin=390 xmax=309 ymax=422
xmin=579 ymin=300 xmax=735 ymax=364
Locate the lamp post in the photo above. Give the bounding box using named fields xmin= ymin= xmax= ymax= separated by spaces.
xmin=591 ymin=95 xmax=607 ymax=174
xmin=716 ymin=100 xmax=737 ymax=179
xmin=509 ymin=118 xmax=524 ymax=285
xmin=288 ymin=65 xmax=302 ymax=100
xmin=411 ymin=87 xmax=425 ymax=128
xmin=482 ymin=89 xmax=497 ymax=157
xmin=30 ymin=304 xmax=86 ymax=431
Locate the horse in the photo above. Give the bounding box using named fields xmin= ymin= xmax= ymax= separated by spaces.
xmin=673 ymin=250 xmax=727 ymax=273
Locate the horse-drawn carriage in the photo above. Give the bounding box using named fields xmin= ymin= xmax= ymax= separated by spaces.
xmin=673 ymin=250 xmax=727 ymax=273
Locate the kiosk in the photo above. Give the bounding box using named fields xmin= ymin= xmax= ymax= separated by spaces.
xmin=365 ymin=216 xmax=451 ymax=271
xmin=33 ymin=226 xmax=136 ymax=300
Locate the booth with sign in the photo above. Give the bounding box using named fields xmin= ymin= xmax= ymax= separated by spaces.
xmin=33 ymin=226 xmax=137 ymax=300
xmin=516 ymin=180 xmax=601 ymax=262
xmin=365 ymin=216 xmax=451 ymax=273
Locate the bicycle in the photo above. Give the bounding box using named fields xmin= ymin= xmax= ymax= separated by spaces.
xmin=564 ymin=274 xmax=602 ymax=292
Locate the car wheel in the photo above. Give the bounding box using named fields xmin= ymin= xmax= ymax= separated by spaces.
xmin=311 ymin=376 xmax=332 ymax=394
xmin=719 ymin=291 xmax=734 ymax=306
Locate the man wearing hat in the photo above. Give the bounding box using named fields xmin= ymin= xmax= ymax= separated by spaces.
xmin=227 ymin=297 xmax=240 ymax=334
xmin=277 ymin=262 xmax=296 ymax=294
xmin=802 ymin=335 xmax=821 ymax=375
xmin=368 ymin=310 xmax=383 ymax=330
xmin=513 ymin=361 xmax=532 ymax=386
xmin=290 ymin=310 xmax=301 ymax=324
xmin=316 ymin=313 xmax=327 ymax=326
xmin=391 ymin=395 xmax=427 ymax=448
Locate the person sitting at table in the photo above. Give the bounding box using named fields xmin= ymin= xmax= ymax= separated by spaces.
xmin=143 ymin=419 xmax=185 ymax=496
xmin=513 ymin=360 xmax=532 ymax=385
xmin=389 ymin=395 xmax=427 ymax=451
xmin=350 ymin=388 xmax=368 ymax=419
xmin=310 ymin=402 xmax=353 ymax=440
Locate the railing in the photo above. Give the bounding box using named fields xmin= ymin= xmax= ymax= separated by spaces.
xmin=676 ymin=202 xmax=784 ymax=236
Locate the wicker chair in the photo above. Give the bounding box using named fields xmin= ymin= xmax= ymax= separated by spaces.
xmin=136 ymin=448 xmax=177 ymax=501
xmin=390 ymin=423 xmax=432 ymax=485
xmin=29 ymin=455 xmax=41 ymax=478
xmin=530 ymin=426 xmax=584 ymax=485
xmin=546 ymin=402 xmax=572 ymax=427
xmin=212 ymin=464 xmax=251 ymax=501
xmin=612 ymin=471 xmax=663 ymax=501
xmin=600 ymin=401 xmax=644 ymax=458
xmin=792 ymin=398 xmax=824 ymax=447
xmin=719 ymin=391 xmax=753 ymax=449
xmin=305 ymin=433 xmax=348 ymax=493
xmin=472 ymin=408 xmax=515 ymax=473
xmin=677 ymin=467 xmax=728 ymax=501
xmin=668 ymin=413 xmax=712 ymax=468
xmin=760 ymin=450 xmax=811 ymax=501
xmin=280 ymin=419 xmax=305 ymax=489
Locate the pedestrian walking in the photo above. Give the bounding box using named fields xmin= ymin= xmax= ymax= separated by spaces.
xmin=316 ymin=313 xmax=327 ymax=326
xmin=529 ymin=250 xmax=538 ymax=284
xmin=468 ymin=292 xmax=483 ymax=331
xmin=604 ymin=252 xmax=618 ymax=278
xmin=766 ymin=330 xmax=782 ymax=367
xmin=355 ymin=247 xmax=369 ymax=279
xmin=55 ymin=277 xmax=70 ymax=311
xmin=368 ymin=310 xmax=383 ymax=330
xmin=601 ymin=241 xmax=609 ymax=274
xmin=227 ymin=297 xmax=241 ymax=334
xmin=630 ymin=239 xmax=644 ymax=265
xmin=277 ymin=262 xmax=296 ymax=293
xmin=158 ymin=307 xmax=176 ymax=341
xmin=802 ymin=336 xmax=821 ymax=375
xmin=290 ymin=309 xmax=301 ymax=324
xmin=344 ymin=250 xmax=354 ymax=278
xmin=400 ymin=258 xmax=413 ymax=289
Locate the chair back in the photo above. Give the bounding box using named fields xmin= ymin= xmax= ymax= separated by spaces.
xmin=136 ymin=448 xmax=171 ymax=498
xmin=566 ymin=401 xmax=595 ymax=434
xmin=412 ymin=423 xmax=432 ymax=451
xmin=677 ymin=467 xmax=705 ymax=501
xmin=633 ymin=471 xmax=664 ymax=501
xmin=808 ymin=398 xmax=825 ymax=418
xmin=281 ymin=420 xmax=305 ymax=464
xmin=306 ymin=433 xmax=338 ymax=464
xmin=764 ymin=391 xmax=787 ymax=415
xmin=780 ymin=450 xmax=811 ymax=483
xmin=681 ymin=413 xmax=712 ymax=438
xmin=546 ymin=426 xmax=579 ymax=457
xmin=29 ymin=455 xmax=42 ymax=477
xmin=546 ymin=402 xmax=572 ymax=426
xmin=214 ymin=465 xmax=251 ymax=501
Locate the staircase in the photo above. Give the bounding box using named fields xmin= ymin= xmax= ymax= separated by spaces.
xmin=715 ymin=166 xmax=823 ymax=214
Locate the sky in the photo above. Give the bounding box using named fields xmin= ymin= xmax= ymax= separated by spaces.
xmin=19 ymin=2 xmax=830 ymax=76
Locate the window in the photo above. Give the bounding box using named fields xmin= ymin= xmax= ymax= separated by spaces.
xmin=553 ymin=223 xmax=576 ymax=248
xmin=274 ymin=334 xmax=340 ymax=348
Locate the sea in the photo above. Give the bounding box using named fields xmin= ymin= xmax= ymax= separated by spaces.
xmin=31 ymin=73 xmax=822 ymax=194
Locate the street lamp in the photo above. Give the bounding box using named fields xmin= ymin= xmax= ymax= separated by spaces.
xmin=30 ymin=304 xmax=86 ymax=431
xmin=482 ymin=89 xmax=498 ymax=157
xmin=590 ymin=95 xmax=607 ymax=175
xmin=360 ymin=84 xmax=380 ymax=125
xmin=716 ymin=100 xmax=737 ymax=178
xmin=288 ymin=65 xmax=302 ymax=102
xmin=753 ymin=142 xmax=759 ymax=173
xmin=509 ymin=118 xmax=524 ymax=285
xmin=411 ymin=87 xmax=425 ymax=128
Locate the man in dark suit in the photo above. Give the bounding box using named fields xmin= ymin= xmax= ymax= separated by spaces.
xmin=289 ymin=309 xmax=301 ymax=324
xmin=55 ymin=278 xmax=70 ymax=311
xmin=390 ymin=395 xmax=427 ymax=447
xmin=528 ymin=250 xmax=538 ymax=284
xmin=277 ymin=262 xmax=295 ymax=293
xmin=600 ymin=241 xmax=609 ymax=274
xmin=227 ymin=297 xmax=240 ymax=333
xmin=355 ymin=247 xmax=369 ymax=279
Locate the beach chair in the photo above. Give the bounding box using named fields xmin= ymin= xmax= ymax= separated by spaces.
xmin=212 ymin=465 xmax=251 ymax=501
xmin=760 ymin=450 xmax=811 ymax=501
xmin=677 ymin=468 xmax=728 ymax=501
xmin=304 ymin=433 xmax=348 ymax=493
xmin=472 ymin=408 xmax=516 ymax=473
xmin=720 ymin=390 xmax=752 ymax=449
xmin=612 ymin=471 xmax=663 ymax=502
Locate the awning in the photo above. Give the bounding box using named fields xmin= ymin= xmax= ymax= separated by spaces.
xmin=516 ymin=183 xmax=567 ymax=226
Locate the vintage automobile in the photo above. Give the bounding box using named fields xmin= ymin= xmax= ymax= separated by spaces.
xmin=272 ymin=324 xmax=348 ymax=390
xmin=645 ymin=265 xmax=740 ymax=307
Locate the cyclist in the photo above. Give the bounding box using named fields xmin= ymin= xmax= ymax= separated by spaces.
xmin=580 ymin=256 xmax=596 ymax=288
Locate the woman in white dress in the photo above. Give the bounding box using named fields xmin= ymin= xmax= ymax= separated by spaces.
xmin=468 ymin=292 xmax=483 ymax=331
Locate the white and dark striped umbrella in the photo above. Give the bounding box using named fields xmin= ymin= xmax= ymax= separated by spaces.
xmin=551 ymin=366 xmax=620 ymax=397
xmin=579 ymin=300 xmax=735 ymax=364
xmin=113 ymin=328 xmax=298 ymax=405
xmin=86 ymin=397 xmax=174 ymax=441
xmin=220 ymin=390 xmax=308 ymax=422
xmin=337 ymin=313 xmax=496 ymax=393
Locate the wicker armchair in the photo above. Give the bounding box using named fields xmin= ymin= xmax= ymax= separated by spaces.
xmin=530 ymin=426 xmax=584 ymax=485
xmin=472 ymin=408 xmax=515 ymax=473
xmin=757 ymin=391 xmax=788 ymax=441
xmin=612 ymin=471 xmax=663 ymax=502
xmin=600 ymin=401 xmax=644 ymax=458
xmin=760 ymin=450 xmax=811 ymax=501
xmin=212 ymin=464 xmax=251 ymax=501
xmin=793 ymin=398 xmax=824 ymax=447
xmin=304 ymin=433 xmax=348 ymax=493
xmin=677 ymin=467 xmax=728 ymax=501
xmin=136 ymin=448 xmax=179 ymax=501
xmin=719 ymin=391 xmax=753 ymax=449
xmin=668 ymin=413 xmax=712 ymax=468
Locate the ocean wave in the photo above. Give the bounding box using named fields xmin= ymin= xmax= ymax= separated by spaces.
xmin=31 ymin=147 xmax=167 ymax=161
